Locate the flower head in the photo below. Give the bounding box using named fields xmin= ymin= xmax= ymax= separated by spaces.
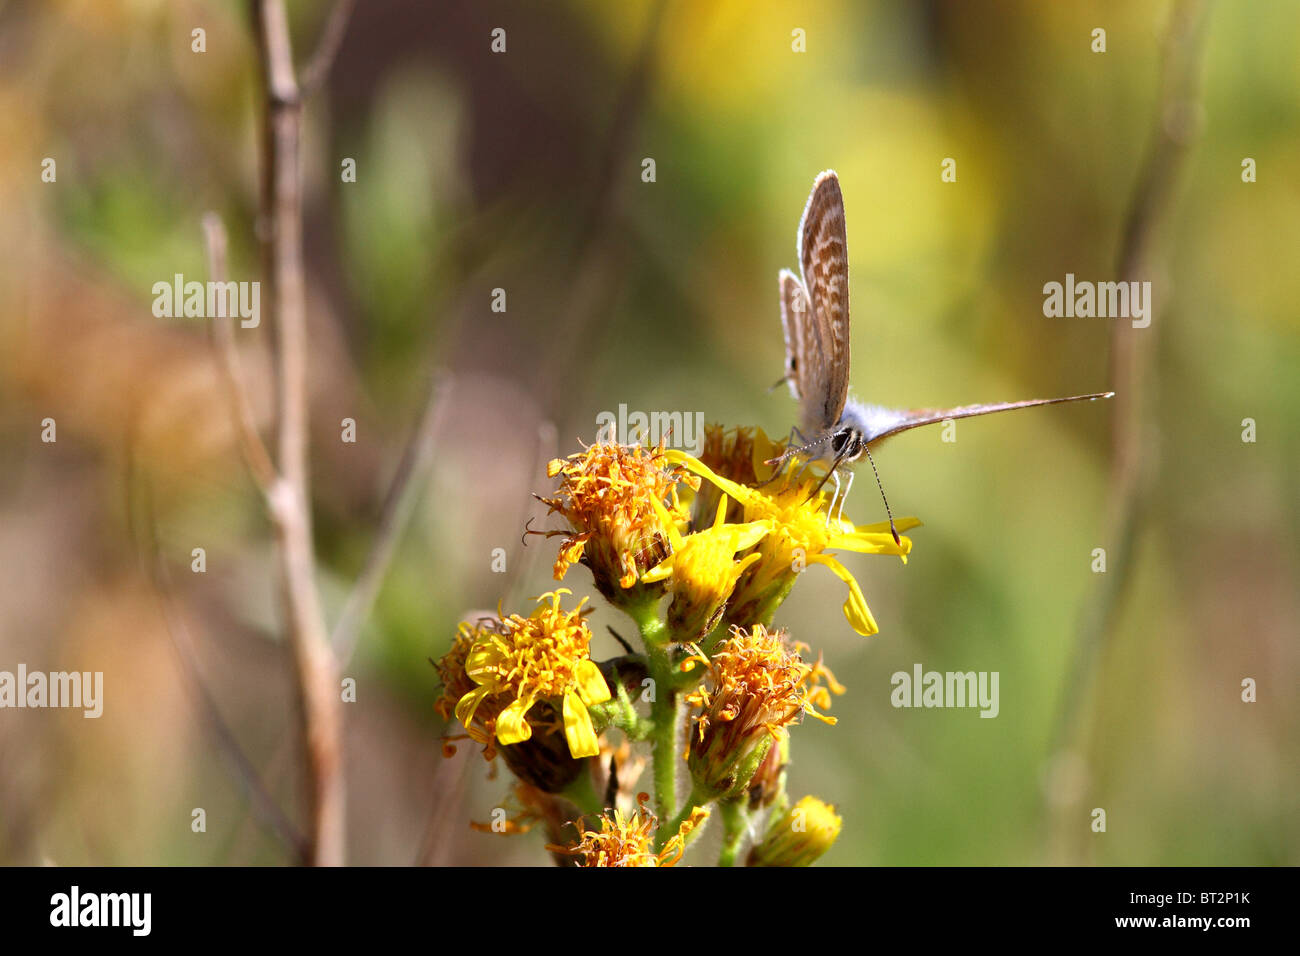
xmin=682 ymin=624 xmax=843 ymax=799
xmin=747 ymin=795 xmax=842 ymax=867
xmin=452 ymin=590 xmax=612 ymax=759
xmin=641 ymin=493 xmax=768 ymax=642
xmin=539 ymin=441 xmax=699 ymax=608
xmin=665 ymin=445 xmax=920 ymax=636
xmin=550 ymin=793 xmax=710 ymax=867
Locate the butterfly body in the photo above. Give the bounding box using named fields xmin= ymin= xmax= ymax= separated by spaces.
xmin=775 ymin=170 xmax=1113 ymax=520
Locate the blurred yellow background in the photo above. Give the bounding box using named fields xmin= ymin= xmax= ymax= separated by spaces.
xmin=0 ymin=0 xmax=1295 ymax=865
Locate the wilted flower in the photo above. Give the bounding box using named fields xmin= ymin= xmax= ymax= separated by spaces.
xmin=682 ymin=625 xmax=842 ymax=799
xmin=538 ymin=440 xmax=699 ymax=608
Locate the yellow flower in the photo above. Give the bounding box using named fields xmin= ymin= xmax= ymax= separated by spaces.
xmin=454 ymin=590 xmax=612 ymax=759
xmin=641 ymin=493 xmax=769 ymax=641
xmin=682 ymin=624 xmax=843 ymax=799
xmin=550 ymin=793 xmax=710 ymax=867
xmin=664 ymin=445 xmax=920 ymax=636
xmin=747 ymin=796 xmax=842 ymax=867
xmin=538 ymin=441 xmax=699 ymax=607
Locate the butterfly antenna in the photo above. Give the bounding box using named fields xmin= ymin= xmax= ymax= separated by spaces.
xmin=861 ymin=443 xmax=900 ymax=545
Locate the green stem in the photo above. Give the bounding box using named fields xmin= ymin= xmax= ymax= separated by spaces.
xmin=627 ymin=604 xmax=680 ymax=824
xmin=647 ymin=648 xmax=678 ymax=822
xmin=718 ymin=800 xmax=749 ymax=867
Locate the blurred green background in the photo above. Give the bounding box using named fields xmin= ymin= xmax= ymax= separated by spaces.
xmin=0 ymin=0 xmax=1296 ymax=865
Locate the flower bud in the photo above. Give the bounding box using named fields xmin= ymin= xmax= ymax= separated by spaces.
xmin=747 ymin=796 xmax=842 ymax=867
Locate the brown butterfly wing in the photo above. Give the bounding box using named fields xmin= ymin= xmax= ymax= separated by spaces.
xmin=797 ymin=170 xmax=851 ymax=436
xmin=778 ymin=269 xmax=810 ymax=402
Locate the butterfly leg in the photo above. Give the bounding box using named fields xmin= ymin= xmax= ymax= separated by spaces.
xmin=834 ymin=468 xmax=855 ymax=525
xmin=823 ymin=469 xmax=842 ymax=526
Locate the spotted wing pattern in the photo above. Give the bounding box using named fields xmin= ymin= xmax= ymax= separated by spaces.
xmin=795 ymin=170 xmax=851 ymax=436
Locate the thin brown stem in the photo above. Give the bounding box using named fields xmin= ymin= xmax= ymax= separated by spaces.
xmin=251 ymin=0 xmax=344 ymax=866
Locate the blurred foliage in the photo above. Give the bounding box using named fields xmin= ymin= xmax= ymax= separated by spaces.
xmin=0 ymin=0 xmax=1295 ymax=866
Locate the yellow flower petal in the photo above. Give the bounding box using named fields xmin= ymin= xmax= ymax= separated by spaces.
xmin=807 ymin=554 xmax=879 ymax=636
xmin=665 ymin=450 xmax=752 ymax=506
xmin=730 ymin=521 xmax=770 ymax=552
xmin=465 ymin=638 xmax=506 ymax=684
xmin=732 ymin=551 xmax=763 ymax=577
xmin=495 ymin=697 xmax=535 ymax=745
xmin=856 ymin=516 xmax=923 ymax=536
xmin=574 ymin=659 xmax=611 ymax=705
xmin=562 ymin=690 xmax=601 ymax=758
xmin=454 ymin=685 xmax=493 ymax=728
xmin=640 ymin=554 xmax=677 ymax=583
xmin=830 ymin=527 xmax=912 ymax=555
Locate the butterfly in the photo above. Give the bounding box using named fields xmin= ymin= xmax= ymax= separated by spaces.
xmin=774 ymin=170 xmax=1113 ymax=536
